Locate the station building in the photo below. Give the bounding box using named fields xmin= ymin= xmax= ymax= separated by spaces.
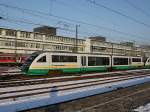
xmin=0 ymin=27 xmax=150 ymax=57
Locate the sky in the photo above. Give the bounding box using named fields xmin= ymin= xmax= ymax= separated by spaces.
xmin=0 ymin=0 xmax=150 ymax=45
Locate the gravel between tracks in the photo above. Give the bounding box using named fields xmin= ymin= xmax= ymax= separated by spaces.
xmin=22 ymin=82 xmax=150 ymax=112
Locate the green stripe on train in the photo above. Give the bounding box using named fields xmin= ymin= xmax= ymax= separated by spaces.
xmin=143 ymin=65 xmax=150 ymax=69
xmin=26 ymin=65 xmax=149 ymax=75
xmin=112 ymin=65 xmax=131 ymax=70
xmin=27 ymin=66 xmax=108 ymax=75
xmin=112 ymin=65 xmax=145 ymax=70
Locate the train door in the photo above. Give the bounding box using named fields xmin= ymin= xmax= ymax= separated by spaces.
xmin=129 ymin=58 xmax=131 ymax=65
xmin=16 ymin=56 xmax=21 ymax=63
xmin=32 ymin=53 xmax=49 ymax=75
xmin=81 ymin=56 xmax=86 ymax=72
xmin=145 ymin=58 xmax=150 ymax=66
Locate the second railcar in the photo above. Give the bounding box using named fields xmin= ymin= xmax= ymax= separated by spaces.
xmin=112 ymin=56 xmax=144 ymax=70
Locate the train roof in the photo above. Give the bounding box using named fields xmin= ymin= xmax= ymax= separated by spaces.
xmin=31 ymin=51 xmax=143 ymax=57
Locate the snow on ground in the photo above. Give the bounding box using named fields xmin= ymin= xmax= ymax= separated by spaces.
xmin=134 ymin=103 xmax=150 ymax=112
xmin=0 ymin=76 xmax=121 ymax=93
xmin=0 ymin=76 xmax=150 ymax=112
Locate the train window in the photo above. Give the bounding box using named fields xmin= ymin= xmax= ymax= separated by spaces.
xmin=7 ymin=57 xmax=10 ymax=60
xmin=37 ymin=55 xmax=46 ymax=62
xmin=9 ymin=57 xmax=14 ymax=60
xmin=0 ymin=57 xmax=4 ymax=60
xmin=52 ymin=55 xmax=59 ymax=62
xmin=88 ymin=57 xmax=109 ymax=66
xmin=113 ymin=58 xmax=128 ymax=65
xmin=132 ymin=58 xmax=141 ymax=62
xmin=52 ymin=55 xmax=77 ymax=62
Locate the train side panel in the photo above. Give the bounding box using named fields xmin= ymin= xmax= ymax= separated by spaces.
xmin=83 ymin=55 xmax=110 ymax=72
xmin=130 ymin=57 xmax=144 ymax=69
xmin=112 ymin=56 xmax=131 ymax=70
xmin=49 ymin=53 xmax=81 ymax=73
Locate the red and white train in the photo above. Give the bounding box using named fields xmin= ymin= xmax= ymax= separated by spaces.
xmin=0 ymin=53 xmax=28 ymax=66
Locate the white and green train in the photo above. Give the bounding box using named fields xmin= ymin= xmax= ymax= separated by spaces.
xmin=21 ymin=51 xmax=150 ymax=75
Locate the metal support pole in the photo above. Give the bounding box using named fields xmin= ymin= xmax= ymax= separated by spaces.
xmin=15 ymin=32 xmax=17 ymax=62
xmin=110 ymin=43 xmax=113 ymax=70
xmin=42 ymin=35 xmax=44 ymax=51
xmin=75 ymin=25 xmax=80 ymax=53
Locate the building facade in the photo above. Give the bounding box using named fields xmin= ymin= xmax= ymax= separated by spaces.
xmin=0 ymin=28 xmax=84 ymax=54
xmin=0 ymin=27 xmax=149 ymax=57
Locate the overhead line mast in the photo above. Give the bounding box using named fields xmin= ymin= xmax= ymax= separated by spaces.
xmin=75 ymin=25 xmax=80 ymax=53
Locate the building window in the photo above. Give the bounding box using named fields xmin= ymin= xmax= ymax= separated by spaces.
xmin=45 ymin=44 xmax=51 ymax=49
xmin=54 ymin=45 xmax=61 ymax=50
xmin=6 ymin=29 xmax=17 ymax=36
xmin=20 ymin=31 xmax=25 ymax=37
xmin=4 ymin=41 xmax=15 ymax=46
xmin=17 ymin=42 xmax=26 ymax=47
xmin=5 ymin=42 xmax=11 ymax=46
xmin=34 ymin=33 xmax=43 ymax=40
xmin=79 ymin=47 xmax=84 ymax=51
xmin=30 ymin=43 xmax=35 ymax=48
xmin=0 ymin=29 xmax=2 ymax=35
xmin=45 ymin=35 xmax=50 ymax=41
xmin=20 ymin=31 xmax=31 ymax=38
xmin=35 ymin=43 xmax=41 ymax=48
xmin=69 ymin=46 xmax=73 ymax=51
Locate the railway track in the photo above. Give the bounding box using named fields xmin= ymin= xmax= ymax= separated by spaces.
xmin=0 ymin=67 xmax=149 ymax=81
xmin=0 ymin=69 xmax=150 ymax=88
xmin=0 ymin=67 xmax=25 ymax=80
xmin=77 ymin=86 xmax=150 ymax=112
xmin=0 ymin=70 xmax=150 ymax=102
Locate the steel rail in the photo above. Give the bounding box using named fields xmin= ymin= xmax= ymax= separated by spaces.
xmin=0 ymin=70 xmax=149 ymax=88
xmin=0 ymin=74 xmax=149 ymax=101
xmin=0 ymin=73 xmax=149 ymax=95
xmin=77 ymin=87 xmax=150 ymax=112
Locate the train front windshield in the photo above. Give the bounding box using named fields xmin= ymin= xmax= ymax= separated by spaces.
xmin=21 ymin=52 xmax=39 ymax=72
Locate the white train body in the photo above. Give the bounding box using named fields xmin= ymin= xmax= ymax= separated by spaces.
xmin=21 ymin=51 xmax=148 ymax=75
